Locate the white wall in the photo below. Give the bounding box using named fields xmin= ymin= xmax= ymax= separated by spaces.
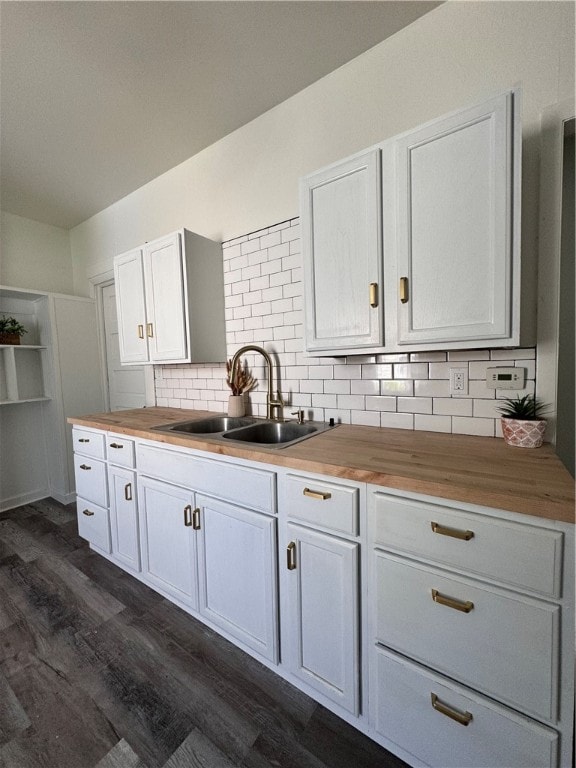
xmin=70 ymin=1 xmax=575 ymax=296
xmin=1 ymin=211 xmax=74 ymax=293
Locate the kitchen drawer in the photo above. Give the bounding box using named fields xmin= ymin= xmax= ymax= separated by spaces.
xmin=106 ymin=433 xmax=135 ymax=468
xmin=76 ymin=496 xmax=111 ymax=553
xmin=72 ymin=428 xmax=106 ymax=460
xmin=372 ymin=492 xmax=563 ymax=598
xmin=374 ymin=552 xmax=559 ymax=722
xmin=74 ymin=454 xmax=108 ymax=508
xmin=284 ymin=473 xmax=359 ymax=535
xmin=137 ymin=443 xmax=276 ymax=514
xmin=372 ymin=646 xmax=558 ymax=768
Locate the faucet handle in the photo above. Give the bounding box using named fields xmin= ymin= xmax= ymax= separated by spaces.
xmin=276 ymin=390 xmax=285 ymax=406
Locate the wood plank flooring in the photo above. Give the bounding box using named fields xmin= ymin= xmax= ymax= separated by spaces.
xmin=0 ymin=498 xmax=408 ymax=768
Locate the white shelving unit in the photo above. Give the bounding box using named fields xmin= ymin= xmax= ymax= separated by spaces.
xmin=0 ymin=344 xmax=50 ymax=404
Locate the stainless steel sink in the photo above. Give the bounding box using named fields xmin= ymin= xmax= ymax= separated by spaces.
xmin=159 ymin=416 xmax=257 ymax=434
xmin=151 ymin=416 xmax=335 ymax=448
xmin=221 ymin=421 xmax=319 ymax=446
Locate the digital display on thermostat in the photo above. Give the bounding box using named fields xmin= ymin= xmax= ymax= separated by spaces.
xmin=498 ymin=374 xmax=513 ymax=380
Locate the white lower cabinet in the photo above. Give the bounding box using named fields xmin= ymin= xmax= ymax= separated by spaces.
xmin=76 ymin=497 xmax=111 ymax=553
xmin=283 ymin=522 xmax=359 ymax=715
xmin=108 ymin=465 xmax=140 ymax=572
xmin=138 ymin=476 xmax=198 ymax=610
xmin=196 ymin=494 xmax=278 ymax=662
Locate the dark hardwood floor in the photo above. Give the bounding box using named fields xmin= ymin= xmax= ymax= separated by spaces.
xmin=0 ymin=498 xmax=408 ymax=768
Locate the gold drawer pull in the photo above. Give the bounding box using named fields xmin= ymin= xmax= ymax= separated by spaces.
xmin=287 ymin=541 xmax=296 ymax=570
xmin=303 ymin=487 xmax=332 ymax=501
xmin=109 ymin=442 xmax=124 ymax=449
xmin=369 ymin=282 xmax=379 ymax=308
xmin=79 ymin=464 xmax=91 ymax=470
xmin=147 ymin=323 xmax=154 ymax=338
xmin=82 ymin=509 xmax=95 ymax=517
xmin=431 ymin=589 xmax=474 ymax=613
xmin=431 ymin=521 xmax=474 ymax=541
xmin=183 ymin=505 xmax=193 ymax=527
xmin=138 ymin=324 xmax=144 ymax=339
xmin=124 ymin=483 xmax=132 ymax=501
xmin=78 ymin=438 xmax=90 ymax=443
xmin=431 ymin=693 xmax=473 ymax=726
xmin=192 ymin=508 xmax=201 ymax=530
xmin=400 ymin=276 xmax=409 ymax=304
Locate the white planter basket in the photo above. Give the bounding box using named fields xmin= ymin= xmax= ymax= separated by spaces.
xmin=500 ymin=417 xmax=547 ymax=448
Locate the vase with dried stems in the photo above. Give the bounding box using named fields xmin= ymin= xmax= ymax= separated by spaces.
xmin=225 ymin=358 xmax=257 ymax=417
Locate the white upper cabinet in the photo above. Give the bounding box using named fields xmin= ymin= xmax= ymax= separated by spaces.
xmin=389 ymin=91 xmax=520 ymax=347
xmin=114 ymin=229 xmax=226 ymax=366
xmin=300 ymin=90 xmax=521 ymax=355
xmin=300 ymin=149 xmax=383 ymax=352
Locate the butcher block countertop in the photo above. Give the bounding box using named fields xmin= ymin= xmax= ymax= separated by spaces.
xmin=69 ymin=407 xmax=575 ymax=524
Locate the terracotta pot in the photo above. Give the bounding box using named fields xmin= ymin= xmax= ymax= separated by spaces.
xmin=500 ymin=417 xmax=547 ymax=448
xmin=227 ymin=394 xmax=245 ymax=418
xmin=0 ymin=332 xmax=20 ymax=345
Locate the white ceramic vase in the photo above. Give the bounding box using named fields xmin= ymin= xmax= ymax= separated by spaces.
xmin=228 ymin=394 xmax=245 ymax=418
xmin=500 ymin=417 xmax=547 ymax=448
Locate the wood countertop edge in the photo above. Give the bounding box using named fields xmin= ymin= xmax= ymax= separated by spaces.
xmin=69 ymin=409 xmax=575 ymax=525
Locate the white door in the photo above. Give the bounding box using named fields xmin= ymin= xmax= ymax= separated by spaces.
xmin=301 ymin=149 xmax=382 ymax=352
xmin=284 ymin=522 xmax=359 ymax=714
xmin=196 ymin=495 xmax=278 ymax=662
xmin=102 ymin=283 xmax=147 ymax=410
xmin=138 ymin=477 xmax=198 ymax=610
xmin=114 ymin=248 xmax=149 ymax=363
xmin=143 ymin=232 xmax=188 ymax=362
xmin=108 ymin=465 xmax=140 ymax=572
xmin=393 ymin=91 xmax=517 ymax=345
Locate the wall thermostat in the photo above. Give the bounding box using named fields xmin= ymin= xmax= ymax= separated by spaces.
xmin=486 ymin=367 xmax=525 ymax=389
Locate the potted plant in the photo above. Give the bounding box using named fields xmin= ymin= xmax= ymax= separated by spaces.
xmin=0 ymin=316 xmax=28 ymax=345
xmin=225 ymin=358 xmax=257 ymax=417
xmin=497 ymin=394 xmax=548 ymax=448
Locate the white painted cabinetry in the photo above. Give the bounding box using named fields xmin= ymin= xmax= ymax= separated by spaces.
xmin=301 ymin=90 xmax=521 ymax=355
xmin=114 ymin=229 xmax=226 ymax=366
xmin=300 ymin=149 xmax=383 ymax=352
xmin=107 ymin=434 xmax=140 ymax=573
xmin=279 ymin=472 xmax=362 ymax=715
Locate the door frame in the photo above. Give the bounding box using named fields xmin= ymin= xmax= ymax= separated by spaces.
xmin=89 ymin=271 xmax=155 ymax=409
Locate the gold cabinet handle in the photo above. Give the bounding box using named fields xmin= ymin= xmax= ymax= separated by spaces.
xmin=369 ymin=282 xmax=379 ymax=308
xmin=431 ymin=693 xmax=473 ymax=726
xmin=138 ymin=324 xmax=144 ymax=339
xmin=124 ymin=483 xmax=132 ymax=501
xmin=400 ymin=276 xmax=409 ymax=304
xmin=78 ymin=438 xmax=90 ymax=443
xmin=183 ymin=505 xmax=193 ymax=527
xmin=192 ymin=508 xmax=201 ymax=530
xmin=303 ymin=487 xmax=332 ymax=501
xmin=147 ymin=323 xmax=154 ymax=338
xmin=431 ymin=589 xmax=474 ymax=614
xmin=287 ymin=541 xmax=297 ymax=570
xmin=431 ymin=521 xmax=474 ymax=541
xmin=82 ymin=509 xmax=95 ymax=517
xmin=109 ymin=442 xmax=124 ymax=449
xmin=79 ymin=464 xmax=91 ymax=470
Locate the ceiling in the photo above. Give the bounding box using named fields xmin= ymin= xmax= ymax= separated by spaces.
xmin=0 ymin=1 xmax=441 ymax=230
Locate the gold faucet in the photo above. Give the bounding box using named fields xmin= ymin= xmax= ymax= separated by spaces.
xmin=230 ymin=345 xmax=284 ymax=421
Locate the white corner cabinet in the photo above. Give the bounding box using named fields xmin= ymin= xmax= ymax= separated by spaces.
xmin=0 ymin=287 xmax=104 ymax=512
xmin=114 ymin=229 xmax=226 ymax=365
xmin=301 ymin=89 xmax=522 ymax=355
xmin=71 ymin=425 xmax=574 ymax=768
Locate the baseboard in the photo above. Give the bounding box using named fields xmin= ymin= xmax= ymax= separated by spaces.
xmin=0 ymin=488 xmax=50 ymax=513
xmin=49 ymin=489 xmax=76 ymax=506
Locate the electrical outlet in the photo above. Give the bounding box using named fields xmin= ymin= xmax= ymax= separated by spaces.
xmin=450 ymin=367 xmax=468 ymax=395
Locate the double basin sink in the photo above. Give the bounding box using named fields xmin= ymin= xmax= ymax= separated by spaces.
xmin=152 ymin=415 xmax=334 ymax=449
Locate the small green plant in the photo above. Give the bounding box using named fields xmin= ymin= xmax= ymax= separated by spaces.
xmin=0 ymin=316 xmax=28 ymax=337
xmin=497 ymin=394 xmax=547 ymax=421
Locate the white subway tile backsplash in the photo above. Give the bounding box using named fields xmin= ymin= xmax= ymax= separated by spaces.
xmin=154 ymin=219 xmax=536 ymax=437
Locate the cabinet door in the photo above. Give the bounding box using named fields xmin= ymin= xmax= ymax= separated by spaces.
xmin=114 ymin=248 xmax=149 ymax=364
xmin=393 ymin=91 xmax=518 ymax=345
xmin=196 ymin=495 xmax=278 ymax=662
xmin=138 ymin=477 xmax=198 ymax=610
xmin=143 ymin=232 xmax=188 ymax=363
xmin=284 ymin=523 xmax=359 ymax=714
xmin=108 ymin=465 xmax=140 ymax=572
xmin=301 ymin=149 xmax=382 ymax=352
